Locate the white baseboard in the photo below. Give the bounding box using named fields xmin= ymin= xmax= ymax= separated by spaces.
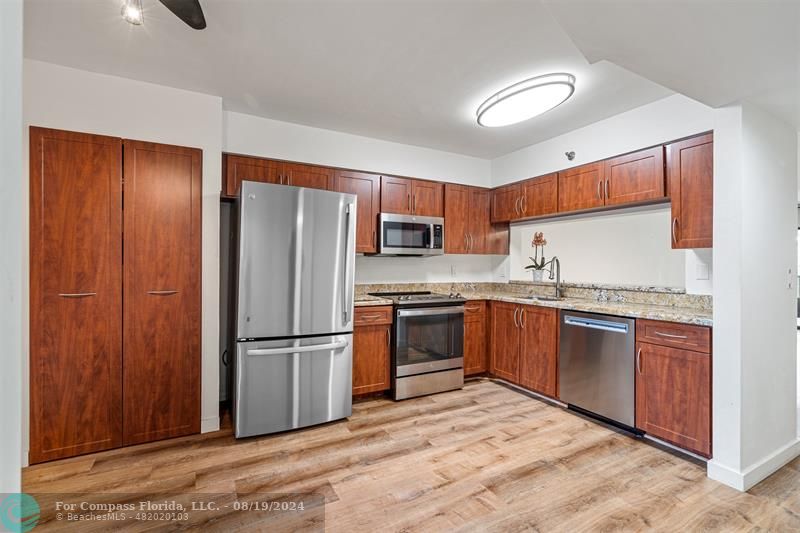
xmin=708 ymin=437 xmax=800 ymax=491
xmin=201 ymin=416 xmax=220 ymax=434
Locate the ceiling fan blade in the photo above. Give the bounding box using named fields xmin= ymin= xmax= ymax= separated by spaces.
xmin=158 ymin=0 xmax=206 ymax=30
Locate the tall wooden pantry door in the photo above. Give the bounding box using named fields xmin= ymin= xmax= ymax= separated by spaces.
xmin=122 ymin=140 xmax=201 ymax=445
xmin=29 ymin=127 xmax=123 ymax=463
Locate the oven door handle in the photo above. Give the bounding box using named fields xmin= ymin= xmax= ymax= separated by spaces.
xmin=397 ymin=306 xmax=465 ymax=318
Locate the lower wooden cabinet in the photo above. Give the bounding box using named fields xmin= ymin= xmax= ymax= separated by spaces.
xmin=464 ymin=301 xmax=488 ymax=375
xmin=353 ymin=306 xmax=393 ymax=394
xmin=490 ymin=302 xmax=558 ymax=398
xmin=635 ymin=319 xmax=712 ymax=457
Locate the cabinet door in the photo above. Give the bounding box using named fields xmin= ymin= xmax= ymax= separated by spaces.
xmin=491 ymin=184 xmax=521 ymax=223
xmin=334 ymin=170 xmax=381 ymax=253
xmin=223 ymin=154 xmax=280 ymax=197
xmin=281 ymin=162 xmax=334 ymax=190
xmin=667 ymin=134 xmax=713 ymax=249
xmin=635 ymin=342 xmax=711 ymax=457
xmin=558 ymin=162 xmax=605 ymax=213
xmin=518 ymin=306 xmax=558 ymax=398
xmin=123 ymin=140 xmax=201 ymax=446
xmin=490 ymin=302 xmax=520 ymax=382
xmin=29 ymin=127 xmax=123 ymax=463
xmin=468 ymin=188 xmax=491 ymax=254
xmin=412 ymin=180 xmax=444 ymax=217
xmin=353 ymin=324 xmax=392 ymax=394
xmin=464 ymin=302 xmax=487 ymax=375
xmin=520 ymin=173 xmax=558 ymax=218
xmin=380 ymin=176 xmax=413 ymax=214
xmin=604 ymin=146 xmax=665 ymax=206
xmin=444 ymin=184 xmax=470 ymax=254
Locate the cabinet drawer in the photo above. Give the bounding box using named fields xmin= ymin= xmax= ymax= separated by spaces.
xmin=354 ymin=306 xmax=393 ymax=326
xmin=464 ymin=300 xmax=486 ymax=321
xmin=636 ymin=319 xmax=710 ymax=353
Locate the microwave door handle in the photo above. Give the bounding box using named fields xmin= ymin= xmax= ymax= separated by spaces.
xmin=428 ymin=223 xmax=435 ymax=249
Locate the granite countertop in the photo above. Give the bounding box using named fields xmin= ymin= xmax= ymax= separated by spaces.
xmin=354 ymin=295 xmax=394 ymax=307
xmin=459 ymin=291 xmax=712 ymax=327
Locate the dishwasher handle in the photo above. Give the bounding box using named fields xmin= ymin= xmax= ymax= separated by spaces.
xmin=563 ymin=315 xmax=630 ymax=334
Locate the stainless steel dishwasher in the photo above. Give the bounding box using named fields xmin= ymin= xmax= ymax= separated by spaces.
xmin=558 ymin=310 xmax=636 ymax=428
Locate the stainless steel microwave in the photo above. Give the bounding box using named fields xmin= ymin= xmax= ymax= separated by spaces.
xmin=374 ymin=213 xmax=444 ymax=256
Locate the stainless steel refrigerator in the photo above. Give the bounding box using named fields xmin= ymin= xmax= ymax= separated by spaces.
xmin=232 ymin=181 xmax=356 ymax=438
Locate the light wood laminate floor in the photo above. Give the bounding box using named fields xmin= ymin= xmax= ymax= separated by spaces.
xmin=23 ymin=380 xmax=800 ymax=531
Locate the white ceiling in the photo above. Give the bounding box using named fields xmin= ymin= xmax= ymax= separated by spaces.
xmin=543 ymin=0 xmax=800 ymax=131
xmin=23 ymin=0 xmax=673 ymax=159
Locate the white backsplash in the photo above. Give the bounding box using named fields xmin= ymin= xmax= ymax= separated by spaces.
xmin=355 ymin=254 xmax=507 ymax=284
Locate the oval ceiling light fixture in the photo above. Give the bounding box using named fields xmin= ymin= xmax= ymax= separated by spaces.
xmin=121 ymin=0 xmax=144 ymax=25
xmin=476 ymin=73 xmax=576 ymax=127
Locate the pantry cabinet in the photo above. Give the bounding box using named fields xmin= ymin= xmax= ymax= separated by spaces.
xmin=464 ymin=301 xmax=488 ymax=375
xmin=353 ymin=306 xmax=393 ymax=394
xmin=635 ymin=319 xmax=712 ymax=457
xmin=381 ymin=176 xmax=443 ymax=217
xmin=666 ymin=133 xmax=713 ymax=249
xmin=334 ymin=170 xmax=381 ymax=253
xmin=29 ymin=127 xmax=201 ymax=463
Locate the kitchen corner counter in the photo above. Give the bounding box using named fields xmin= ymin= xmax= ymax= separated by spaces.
xmin=465 ymin=292 xmax=713 ymax=327
xmin=354 ymin=296 xmax=394 ymax=307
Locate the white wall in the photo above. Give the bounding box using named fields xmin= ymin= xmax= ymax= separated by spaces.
xmin=508 ymin=206 xmax=685 ymax=287
xmin=224 ymin=111 xmax=491 ymax=187
xmin=355 ymin=254 xmax=505 ymax=284
xmin=0 ymin=0 xmax=23 ymax=493
xmin=491 ymin=94 xmax=715 ymax=294
xmin=22 ymin=60 xmax=224 ymax=464
xmin=708 ymin=102 xmax=799 ymax=491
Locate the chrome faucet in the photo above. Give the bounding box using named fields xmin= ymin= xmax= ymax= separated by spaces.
xmin=547 ymin=256 xmax=562 ymax=299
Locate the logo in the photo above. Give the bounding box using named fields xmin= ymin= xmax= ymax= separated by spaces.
xmin=0 ymin=494 xmax=40 ymax=532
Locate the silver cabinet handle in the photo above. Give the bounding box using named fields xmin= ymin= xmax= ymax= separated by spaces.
xmin=604 ymin=179 xmax=609 ymax=200
xmin=359 ymin=314 xmax=382 ymax=320
xmin=521 ymin=195 xmax=527 ymax=215
xmin=469 ymin=233 xmax=474 ymax=251
xmin=597 ymin=180 xmax=602 ymax=200
xmin=671 ymin=218 xmax=679 ymax=244
xmin=247 ymin=340 xmax=348 ymax=356
xmin=636 ymin=347 xmax=642 ymax=374
xmin=147 ymin=290 xmax=178 ymax=295
xmin=464 ymin=233 xmax=468 ymax=251
xmin=654 ymin=331 xmax=689 ymax=339
xmin=520 ymin=307 xmax=526 ymax=327
xmin=413 ymin=194 xmax=417 ymax=213
xmin=513 ymin=307 xmax=519 ymax=328
xmin=58 ymin=292 xmax=96 ymax=298
xmin=407 ymin=193 xmax=411 ymax=211
xmin=386 ymin=327 xmax=391 ymax=346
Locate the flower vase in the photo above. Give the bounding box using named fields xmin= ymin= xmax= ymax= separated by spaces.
xmin=532 ymin=269 xmax=544 ymax=282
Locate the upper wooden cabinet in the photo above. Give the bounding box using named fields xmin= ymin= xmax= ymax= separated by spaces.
xmin=603 ymin=146 xmax=665 ymax=206
xmin=334 ymin=170 xmax=381 ymax=253
xmin=490 ymin=183 xmax=522 ymax=223
xmin=558 ymin=162 xmax=605 ymax=212
xmin=635 ymin=320 xmax=712 ymax=457
xmin=223 ymin=155 xmax=280 ymax=197
xmin=520 ymin=173 xmax=558 ymax=218
xmin=282 ymin=162 xmax=334 ymax=190
xmin=518 ymin=305 xmax=558 ymax=398
xmin=222 ymin=154 xmax=334 ymax=198
xmin=381 ymin=176 xmax=444 ymax=217
xmin=445 ymin=184 xmax=509 ymax=255
xmin=667 ymin=133 xmax=713 ymax=249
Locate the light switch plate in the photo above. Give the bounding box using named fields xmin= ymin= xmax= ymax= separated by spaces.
xmin=695 ymin=263 xmax=710 ymax=280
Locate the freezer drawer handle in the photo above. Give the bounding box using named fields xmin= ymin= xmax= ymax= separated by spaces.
xmin=246 ymin=340 xmax=349 ymax=356
xmin=564 ymin=315 xmax=629 ymax=334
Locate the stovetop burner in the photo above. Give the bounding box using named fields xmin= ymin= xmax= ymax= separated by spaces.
xmin=368 ymin=291 xmax=466 ymax=306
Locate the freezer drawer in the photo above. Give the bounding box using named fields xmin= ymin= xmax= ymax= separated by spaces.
xmin=558 ymin=311 xmax=635 ymax=427
xmin=234 ymin=334 xmax=353 ymax=438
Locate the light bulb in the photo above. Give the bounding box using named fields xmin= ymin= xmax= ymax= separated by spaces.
xmin=121 ymin=0 xmax=143 ymax=25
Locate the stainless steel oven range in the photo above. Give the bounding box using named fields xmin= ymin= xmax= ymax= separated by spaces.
xmin=369 ymin=291 xmax=465 ymax=400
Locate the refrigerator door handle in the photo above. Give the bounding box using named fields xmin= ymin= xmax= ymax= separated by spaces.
xmin=342 ymin=203 xmax=355 ymax=325
xmin=246 ymin=340 xmax=349 ymax=356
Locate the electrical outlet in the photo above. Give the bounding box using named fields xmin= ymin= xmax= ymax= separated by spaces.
xmin=695 ymin=263 xmax=710 ymax=280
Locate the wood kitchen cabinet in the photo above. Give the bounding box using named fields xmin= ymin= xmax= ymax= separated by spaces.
xmin=334 ymin=170 xmax=381 ymax=253
xmin=444 ymin=185 xmax=508 ymax=254
xmin=490 ymin=301 xmax=521 ymax=382
xmin=490 ymin=183 xmax=521 ymax=223
xmin=122 ymin=140 xmax=202 ymax=446
xmin=353 ymin=306 xmax=393 ymax=394
xmin=603 ymin=146 xmax=665 ymax=206
xmin=635 ymin=319 xmax=712 ymax=457
xmin=381 ymin=176 xmax=443 ymax=217
xmin=557 ymin=162 xmax=606 ymax=213
xmin=464 ymin=301 xmax=488 ymax=376
xmin=223 ymin=154 xmax=280 ymax=198
xmin=520 ymin=173 xmax=558 ymax=218
xmin=518 ymin=306 xmax=558 ymax=398
xmin=666 ymin=133 xmax=713 ymax=249
xmin=281 ymin=162 xmax=334 ymax=190
xmin=29 ymin=127 xmax=123 ymax=463
xmin=29 ymin=127 xmax=202 ymax=463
